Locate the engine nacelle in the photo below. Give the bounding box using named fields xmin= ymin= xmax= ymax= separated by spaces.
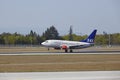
xmin=61 ymin=45 xmax=68 ymax=49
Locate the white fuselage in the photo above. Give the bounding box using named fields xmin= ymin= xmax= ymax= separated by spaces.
xmin=41 ymin=40 xmax=93 ymax=49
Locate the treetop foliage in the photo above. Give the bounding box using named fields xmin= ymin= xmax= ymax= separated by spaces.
xmin=42 ymin=26 xmax=59 ymax=40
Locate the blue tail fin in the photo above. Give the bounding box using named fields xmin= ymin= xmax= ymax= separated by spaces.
xmin=81 ymin=29 xmax=97 ymax=43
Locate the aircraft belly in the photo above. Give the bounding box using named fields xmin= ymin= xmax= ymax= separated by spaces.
xmin=69 ymin=45 xmax=90 ymax=49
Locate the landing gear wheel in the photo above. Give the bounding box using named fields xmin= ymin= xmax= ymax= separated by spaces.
xmin=65 ymin=49 xmax=68 ymax=53
xmin=48 ymin=48 xmax=49 ymax=51
xmin=70 ymin=49 xmax=73 ymax=53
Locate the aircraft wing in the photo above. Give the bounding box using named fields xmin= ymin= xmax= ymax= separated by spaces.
xmin=69 ymin=45 xmax=85 ymax=49
xmin=61 ymin=44 xmax=85 ymax=49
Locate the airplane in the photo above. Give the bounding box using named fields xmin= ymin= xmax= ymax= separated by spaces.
xmin=41 ymin=29 xmax=97 ymax=52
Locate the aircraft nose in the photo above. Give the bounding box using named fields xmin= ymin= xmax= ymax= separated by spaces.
xmin=41 ymin=42 xmax=45 ymax=45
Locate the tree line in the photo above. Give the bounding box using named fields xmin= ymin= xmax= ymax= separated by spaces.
xmin=0 ymin=26 xmax=120 ymax=46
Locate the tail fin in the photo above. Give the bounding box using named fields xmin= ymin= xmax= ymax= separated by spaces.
xmin=81 ymin=29 xmax=97 ymax=43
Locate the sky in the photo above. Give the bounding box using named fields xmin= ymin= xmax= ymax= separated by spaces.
xmin=0 ymin=0 xmax=120 ymax=35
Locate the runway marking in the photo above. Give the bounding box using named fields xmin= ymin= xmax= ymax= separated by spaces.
xmin=0 ymin=50 xmax=120 ymax=55
xmin=0 ymin=71 xmax=120 ymax=80
xmin=1 ymin=61 xmax=120 ymax=66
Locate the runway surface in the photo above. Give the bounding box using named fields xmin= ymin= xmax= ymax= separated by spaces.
xmin=0 ymin=71 xmax=120 ymax=80
xmin=0 ymin=50 xmax=120 ymax=55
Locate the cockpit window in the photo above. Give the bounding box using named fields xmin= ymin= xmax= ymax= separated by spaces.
xmin=45 ymin=40 xmax=48 ymax=43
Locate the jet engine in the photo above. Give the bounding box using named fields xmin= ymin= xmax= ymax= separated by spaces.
xmin=61 ymin=45 xmax=68 ymax=49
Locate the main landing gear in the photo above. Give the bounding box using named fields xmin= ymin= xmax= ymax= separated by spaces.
xmin=65 ymin=49 xmax=73 ymax=53
xmin=70 ymin=49 xmax=73 ymax=53
xmin=65 ymin=49 xmax=68 ymax=53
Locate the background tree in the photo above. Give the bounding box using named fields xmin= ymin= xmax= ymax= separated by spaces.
xmin=27 ymin=30 xmax=40 ymax=45
xmin=69 ymin=26 xmax=73 ymax=41
xmin=95 ymin=34 xmax=107 ymax=45
xmin=42 ymin=26 xmax=59 ymax=40
xmin=103 ymin=31 xmax=110 ymax=46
